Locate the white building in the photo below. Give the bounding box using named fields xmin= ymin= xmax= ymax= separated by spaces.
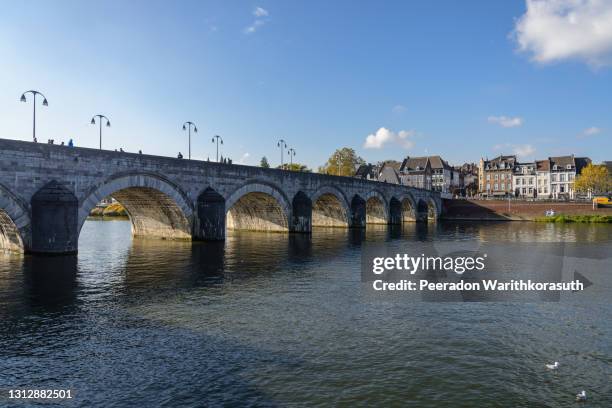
xmin=512 ymin=162 xmax=537 ymax=198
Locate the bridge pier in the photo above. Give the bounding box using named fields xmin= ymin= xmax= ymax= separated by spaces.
xmin=291 ymin=191 xmax=312 ymax=233
xmin=350 ymin=195 xmax=366 ymax=228
xmin=30 ymin=181 xmax=78 ymax=254
xmin=194 ymin=188 xmax=226 ymax=240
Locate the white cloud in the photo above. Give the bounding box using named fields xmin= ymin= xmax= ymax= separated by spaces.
xmin=364 ymin=127 xmax=416 ymax=149
xmin=245 ymin=7 xmax=269 ymax=34
xmin=392 ymin=104 xmax=407 ymax=114
xmin=513 ymin=0 xmax=612 ymax=67
xmin=254 ymin=7 xmax=269 ymax=17
xmin=493 ymin=143 xmax=536 ymax=158
xmin=581 ymin=126 xmax=601 ymax=137
xmin=488 ymin=115 xmax=524 ymax=128
xmin=239 ymin=152 xmax=250 ymax=164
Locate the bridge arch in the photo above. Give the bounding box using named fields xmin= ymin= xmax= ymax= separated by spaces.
xmin=416 ymin=197 xmax=438 ymax=222
xmin=225 ymin=181 xmax=290 ymax=232
xmin=310 ymin=186 xmax=350 ymax=227
xmin=365 ymin=190 xmax=388 ymax=224
xmin=0 ymin=183 xmax=30 ymax=252
xmin=397 ymin=193 xmax=418 ymax=222
xmin=78 ymin=172 xmax=194 ymax=240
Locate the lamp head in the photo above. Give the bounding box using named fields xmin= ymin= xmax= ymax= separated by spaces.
xmin=42 ymin=98 xmax=48 ymax=106
xmin=106 ymin=120 xmax=111 ymax=127
xmin=20 ymin=94 xmax=26 ymax=103
xmin=194 ymin=126 xmax=198 ymax=133
xmin=220 ymin=139 xmax=223 ymax=145
xmin=90 ymin=117 xmax=96 ymax=125
xmin=182 ymin=124 xmax=186 ymax=131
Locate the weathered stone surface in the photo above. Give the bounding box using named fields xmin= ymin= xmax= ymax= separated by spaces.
xmin=0 ymin=138 xmax=441 ymax=253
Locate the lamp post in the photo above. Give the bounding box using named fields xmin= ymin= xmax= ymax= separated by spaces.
xmin=277 ymin=139 xmax=287 ymax=169
xmin=287 ymin=148 xmax=296 ymax=168
xmin=20 ymin=90 xmax=48 ymax=142
xmin=182 ymin=121 xmax=198 ymax=159
xmin=212 ymin=135 xmax=223 ymax=162
xmin=90 ymin=115 xmax=111 ymax=150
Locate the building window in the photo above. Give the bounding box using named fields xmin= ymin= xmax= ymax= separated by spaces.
xmin=528 ymin=178 xmax=533 ymax=185
xmin=560 ymin=174 xmax=565 ymax=182
xmin=486 ymin=174 xmax=490 ymax=181
xmin=501 ymin=183 xmax=505 ymax=190
xmin=494 ymin=183 xmax=498 ymax=190
xmin=551 ymin=174 xmax=557 ymax=182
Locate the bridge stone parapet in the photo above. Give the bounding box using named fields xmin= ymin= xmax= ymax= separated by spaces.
xmin=0 ymin=138 xmax=441 ymax=254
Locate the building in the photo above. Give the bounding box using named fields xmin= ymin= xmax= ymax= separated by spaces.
xmin=354 ymin=163 xmax=379 ymax=181
xmin=399 ymin=156 xmax=432 ymax=189
xmin=512 ymin=162 xmax=537 ymax=198
xmin=549 ymin=155 xmax=591 ymax=199
xmin=428 ymin=156 xmax=454 ymax=194
xmin=377 ymin=161 xmax=401 ymax=184
xmin=478 ymin=155 xmax=517 ymax=197
xmin=536 ymin=159 xmax=551 ymax=198
xmin=458 ymin=163 xmax=479 ymax=197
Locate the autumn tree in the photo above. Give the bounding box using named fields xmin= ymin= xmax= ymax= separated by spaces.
xmin=277 ymin=163 xmax=311 ymax=172
xmin=574 ymin=164 xmax=611 ymax=195
xmin=319 ymin=148 xmax=365 ymax=176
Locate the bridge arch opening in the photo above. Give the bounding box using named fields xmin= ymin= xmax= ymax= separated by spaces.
xmin=365 ymin=195 xmax=387 ymax=224
xmin=0 ymin=185 xmax=29 ymax=253
xmin=401 ymin=195 xmax=417 ymax=222
xmin=0 ymin=210 xmax=24 ymax=252
xmin=427 ymin=198 xmax=438 ymax=222
xmin=225 ymin=183 xmax=290 ymax=232
xmin=312 ymin=193 xmax=348 ymax=228
xmin=79 ymin=174 xmax=193 ymax=241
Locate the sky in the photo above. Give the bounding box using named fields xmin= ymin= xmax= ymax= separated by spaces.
xmin=1 ymin=0 xmax=611 ymax=169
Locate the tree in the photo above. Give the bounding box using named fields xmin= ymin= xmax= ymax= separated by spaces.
xmin=319 ymin=147 xmax=365 ymax=176
xmin=260 ymin=156 xmax=270 ymax=168
xmin=574 ymin=164 xmax=611 ymax=195
xmin=277 ymin=163 xmax=311 ymax=172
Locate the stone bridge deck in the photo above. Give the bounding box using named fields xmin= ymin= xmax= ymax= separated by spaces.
xmin=0 ymin=138 xmax=441 ymax=254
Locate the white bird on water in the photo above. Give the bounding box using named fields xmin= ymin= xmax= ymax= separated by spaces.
xmin=545 ymin=361 xmax=559 ymax=370
xmin=576 ymin=390 xmax=587 ymax=402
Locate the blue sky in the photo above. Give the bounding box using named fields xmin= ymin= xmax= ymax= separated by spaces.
xmin=1 ymin=0 xmax=610 ymax=168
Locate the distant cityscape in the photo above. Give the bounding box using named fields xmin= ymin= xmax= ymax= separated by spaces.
xmin=354 ymin=154 xmax=612 ymax=200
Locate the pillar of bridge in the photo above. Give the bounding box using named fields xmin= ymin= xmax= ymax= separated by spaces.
xmin=350 ymin=195 xmax=366 ymax=228
xmin=291 ymin=191 xmax=312 ymax=233
xmin=30 ymin=181 xmax=78 ymax=254
xmin=194 ymin=187 xmax=226 ymax=241
xmin=389 ymin=197 xmax=402 ymax=225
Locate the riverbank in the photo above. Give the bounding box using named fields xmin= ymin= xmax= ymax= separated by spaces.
xmin=442 ymin=199 xmax=612 ymax=221
xmin=89 ymin=202 xmax=128 ymax=217
xmin=534 ymin=215 xmax=612 ymax=223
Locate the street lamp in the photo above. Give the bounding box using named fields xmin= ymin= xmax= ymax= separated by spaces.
xmin=277 ymin=139 xmax=287 ymax=169
xmin=287 ymin=148 xmax=296 ymax=168
xmin=211 ymin=135 xmax=223 ymax=162
xmin=90 ymin=115 xmax=111 ymax=150
xmin=20 ymin=90 xmax=48 ymax=142
xmin=182 ymin=121 xmax=197 ymax=159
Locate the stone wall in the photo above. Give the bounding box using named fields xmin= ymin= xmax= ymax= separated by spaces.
xmin=442 ymin=199 xmax=612 ymax=221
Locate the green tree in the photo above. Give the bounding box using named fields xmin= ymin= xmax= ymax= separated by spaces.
xmin=260 ymin=156 xmax=270 ymax=168
xmin=277 ymin=163 xmax=311 ymax=172
xmin=319 ymin=148 xmax=365 ymax=176
xmin=574 ymin=163 xmax=611 ymax=194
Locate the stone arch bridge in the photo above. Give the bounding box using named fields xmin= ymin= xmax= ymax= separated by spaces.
xmin=0 ymin=139 xmax=441 ymax=254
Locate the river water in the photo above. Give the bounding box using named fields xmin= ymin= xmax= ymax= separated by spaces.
xmin=0 ymin=220 xmax=610 ymax=407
